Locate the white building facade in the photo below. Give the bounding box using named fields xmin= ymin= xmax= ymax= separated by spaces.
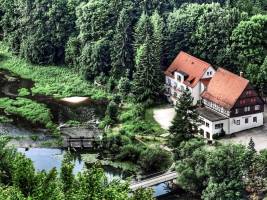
xmin=199 ymin=68 xmax=265 ymax=139
xmin=164 ymin=52 xmax=215 ymax=105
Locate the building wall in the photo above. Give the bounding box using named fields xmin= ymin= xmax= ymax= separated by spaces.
xmin=199 ymin=117 xmax=229 ymax=140
xmin=229 ymin=112 xmax=264 ymax=134
xmin=165 ymin=76 xmax=201 ymax=105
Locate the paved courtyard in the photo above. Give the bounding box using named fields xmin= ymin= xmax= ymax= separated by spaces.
xmin=222 ymin=105 xmax=267 ymax=151
xmin=154 ymin=105 xmax=267 ymax=151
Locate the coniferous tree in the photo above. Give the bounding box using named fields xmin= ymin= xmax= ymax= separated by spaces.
xmin=248 ymin=137 xmax=256 ymax=153
xmin=111 ymin=7 xmax=135 ymax=79
xmin=134 ymin=13 xmax=153 ymax=51
xmin=151 ymin=10 xmax=164 ymax=70
xmin=169 ymin=88 xmax=199 ymax=147
xmin=132 ymin=38 xmax=163 ymax=103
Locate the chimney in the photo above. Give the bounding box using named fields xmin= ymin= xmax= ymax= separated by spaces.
xmin=240 ymin=71 xmax=244 ymax=77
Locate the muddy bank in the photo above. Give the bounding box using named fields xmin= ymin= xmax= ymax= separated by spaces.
xmin=0 ymin=68 xmax=107 ymax=149
xmin=0 ymin=68 xmax=107 ymax=127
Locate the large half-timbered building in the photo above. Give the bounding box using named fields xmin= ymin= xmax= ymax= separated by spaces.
xmin=164 ymin=52 xmax=265 ymax=139
xmin=198 ymin=68 xmax=264 ymax=139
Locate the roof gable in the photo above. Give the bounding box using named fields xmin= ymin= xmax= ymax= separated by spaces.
xmin=201 ymin=68 xmax=249 ymax=109
xmin=164 ymin=51 xmax=211 ymax=88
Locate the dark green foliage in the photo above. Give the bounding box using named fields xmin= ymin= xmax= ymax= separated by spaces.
xmin=193 ymin=5 xmax=246 ymax=67
xmin=102 ymin=134 xmax=132 ymax=154
xmin=118 ymin=75 xmax=132 ymax=96
xmin=138 ymin=147 xmax=173 ymax=173
xmin=248 ymin=137 xmax=256 ymax=153
xmin=111 ymin=7 xmax=135 ymax=79
xmin=169 ymin=89 xmax=199 ymax=147
xmin=116 ymin=144 xmax=143 ymax=162
xmin=106 ymin=101 xmax=119 ymax=122
xmin=132 ymin=40 xmax=163 ymax=103
xmin=60 ymin=153 xmax=75 ymax=194
xmin=83 ymin=39 xmax=111 ymax=81
xmin=177 ymin=142 xmax=252 ymax=198
xmin=230 ymin=14 xmax=267 ymax=85
xmin=0 ymin=136 xmax=154 ymax=199
xmin=164 ymin=3 xmax=207 ymax=65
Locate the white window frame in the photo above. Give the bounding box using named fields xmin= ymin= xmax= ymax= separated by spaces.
xmin=255 ymin=105 xmax=260 ymax=111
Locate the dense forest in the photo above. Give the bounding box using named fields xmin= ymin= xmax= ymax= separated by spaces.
xmin=0 ymin=0 xmax=267 ymax=103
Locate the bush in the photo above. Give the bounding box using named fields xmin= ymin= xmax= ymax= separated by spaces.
xmin=102 ymin=134 xmax=132 ymax=154
xmin=18 ymin=88 xmax=30 ymax=97
xmin=116 ymin=144 xmax=143 ymax=162
xmin=106 ymin=101 xmax=118 ymax=122
xmin=138 ymin=147 xmax=173 ymax=173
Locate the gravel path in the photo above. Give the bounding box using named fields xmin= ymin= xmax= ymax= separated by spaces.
xmin=153 ymin=106 xmax=176 ymax=130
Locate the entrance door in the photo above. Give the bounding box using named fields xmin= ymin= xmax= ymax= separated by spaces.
xmin=206 ymin=132 xmax=210 ymax=140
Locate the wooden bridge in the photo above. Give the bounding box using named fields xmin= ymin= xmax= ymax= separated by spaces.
xmin=129 ymin=171 xmax=178 ymax=191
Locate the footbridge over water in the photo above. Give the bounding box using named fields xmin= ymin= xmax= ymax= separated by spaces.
xmin=129 ymin=171 xmax=178 ymax=191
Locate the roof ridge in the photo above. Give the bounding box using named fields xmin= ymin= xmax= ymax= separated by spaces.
xmin=180 ymin=51 xmax=211 ymax=66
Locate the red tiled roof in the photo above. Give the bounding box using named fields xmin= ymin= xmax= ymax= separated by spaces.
xmin=164 ymin=51 xmax=211 ymax=88
xmin=201 ymin=68 xmax=249 ymax=109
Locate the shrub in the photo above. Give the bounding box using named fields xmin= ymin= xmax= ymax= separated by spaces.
xmin=18 ymin=88 xmax=30 ymax=97
xmin=116 ymin=144 xmax=143 ymax=162
xmin=102 ymin=134 xmax=132 ymax=154
xmin=138 ymin=147 xmax=173 ymax=173
xmin=106 ymin=101 xmax=118 ymax=122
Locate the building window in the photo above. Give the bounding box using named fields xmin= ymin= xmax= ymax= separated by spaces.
xmin=177 ymin=75 xmax=181 ymax=82
xmin=253 ymin=117 xmax=257 ymax=123
xmin=240 ymin=100 xmax=246 ymax=105
xmin=200 ymin=119 xmax=205 ymax=125
xmin=244 ymin=106 xmax=250 ymax=112
xmin=246 ymin=90 xmax=252 ymax=96
xmin=215 ymin=123 xmax=223 ymax=129
xmin=255 ymin=105 xmax=260 ymax=111
xmin=251 ymin=98 xmax=256 ymax=103
xmin=245 ymin=118 xmax=249 ymax=124
xmin=206 ymin=122 xmax=210 ymax=128
xmin=236 ymin=120 xmax=240 ymax=125
xmin=235 ymin=109 xmax=239 ymax=114
xmin=199 ymin=129 xmax=204 ymax=136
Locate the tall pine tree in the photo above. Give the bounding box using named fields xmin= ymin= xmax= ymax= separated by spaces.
xmin=111 ymin=7 xmax=135 ymax=79
xmin=169 ymin=88 xmax=199 ymax=147
xmin=132 ymin=38 xmax=163 ymax=103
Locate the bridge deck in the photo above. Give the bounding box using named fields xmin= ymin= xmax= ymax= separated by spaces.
xmin=130 ymin=172 xmax=178 ymax=191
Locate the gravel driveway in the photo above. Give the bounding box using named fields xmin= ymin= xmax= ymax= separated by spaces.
xmin=153 ymin=105 xmax=176 ymax=130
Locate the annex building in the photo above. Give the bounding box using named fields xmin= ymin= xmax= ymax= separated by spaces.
xmin=164 ymin=52 xmax=265 ymax=139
